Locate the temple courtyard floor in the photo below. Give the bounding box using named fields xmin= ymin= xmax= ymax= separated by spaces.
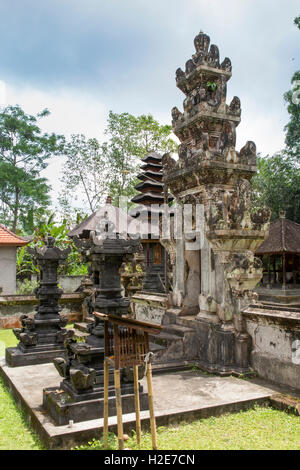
xmin=0 ymin=329 xmax=300 ymax=450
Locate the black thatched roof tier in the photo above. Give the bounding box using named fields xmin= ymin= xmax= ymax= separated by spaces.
xmin=256 ymin=216 xmax=300 ymax=255
xmin=131 ymin=192 xmax=166 ymax=204
xmin=135 ymin=179 xmax=164 ymax=192
xmin=141 ymin=152 xmax=162 ymax=163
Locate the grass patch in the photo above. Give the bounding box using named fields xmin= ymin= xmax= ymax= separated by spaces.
xmin=0 ymin=328 xmax=18 ymax=354
xmin=0 ymin=328 xmax=44 ymax=450
xmin=0 ymin=376 xmax=44 ymax=450
xmin=75 ymin=406 xmax=300 ymax=451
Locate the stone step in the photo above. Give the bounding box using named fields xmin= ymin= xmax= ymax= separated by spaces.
xmin=149 ymin=342 xmax=166 ymax=353
xmin=163 ymin=324 xmax=194 ymax=337
xmin=152 ymin=360 xmax=193 ymax=374
xmin=73 ymin=329 xmax=89 ymax=340
xmin=149 ymin=331 xmax=183 ymax=347
xmin=74 ymin=322 xmax=90 ymax=333
xmin=175 ymin=315 xmax=198 ymax=328
xmin=86 ymin=316 xmax=95 ymax=323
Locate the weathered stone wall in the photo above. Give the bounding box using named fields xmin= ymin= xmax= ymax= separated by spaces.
xmin=243 ymin=307 xmax=300 ymax=390
xmin=0 ymin=247 xmax=17 ymax=295
xmin=0 ymin=293 xmax=84 ymax=328
xmin=32 ymin=275 xmax=85 ymax=293
xmin=58 ymin=275 xmax=84 ymax=293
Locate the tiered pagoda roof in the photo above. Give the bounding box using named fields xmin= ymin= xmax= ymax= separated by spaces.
xmin=131 ymin=152 xmax=173 ymax=206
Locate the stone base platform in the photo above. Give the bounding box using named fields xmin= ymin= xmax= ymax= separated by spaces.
xmin=0 ymin=359 xmax=275 ymax=449
xmin=43 ymin=382 xmax=149 ymax=426
xmin=5 ymin=345 xmax=67 ymax=367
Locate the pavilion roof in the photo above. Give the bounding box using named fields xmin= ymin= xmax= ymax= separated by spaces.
xmin=255 ymin=216 xmax=300 ymax=255
xmin=68 ymin=199 xmax=141 ymax=238
xmin=0 ymin=224 xmax=29 ymax=247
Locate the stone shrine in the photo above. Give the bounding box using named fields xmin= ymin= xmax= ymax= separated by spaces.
xmin=43 ymin=208 xmax=148 ymax=424
xmin=159 ymin=31 xmax=270 ymax=374
xmin=6 ymin=236 xmax=71 ymax=367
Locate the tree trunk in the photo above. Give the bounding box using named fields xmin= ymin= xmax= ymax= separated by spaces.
xmin=12 ymin=187 xmax=19 ymax=232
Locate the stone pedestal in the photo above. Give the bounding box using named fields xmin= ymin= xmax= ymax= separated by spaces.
xmin=131 ymin=292 xmax=168 ymax=325
xmin=6 ymin=236 xmax=71 ymax=367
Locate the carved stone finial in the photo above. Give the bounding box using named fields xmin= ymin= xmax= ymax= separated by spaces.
xmin=279 ymin=210 xmax=286 ymax=219
xmin=194 ymin=32 xmax=210 ymax=54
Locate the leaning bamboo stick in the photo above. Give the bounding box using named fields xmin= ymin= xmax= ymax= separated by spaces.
xmin=103 ymin=358 xmax=109 ymax=448
xmin=146 ymin=362 xmax=157 ymax=450
xmin=114 ymin=368 xmax=124 ymax=450
xmin=133 ymin=364 xmax=141 ymax=445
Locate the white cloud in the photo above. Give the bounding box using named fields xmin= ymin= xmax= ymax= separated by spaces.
xmin=4 ymin=83 xmax=109 ymax=205
xmin=5 ymin=83 xmax=108 ymax=138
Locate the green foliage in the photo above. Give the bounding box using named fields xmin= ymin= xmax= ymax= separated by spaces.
xmin=206 ymin=81 xmax=217 ymax=92
xmin=17 ymin=216 xmax=88 ymax=278
xmin=16 ymin=279 xmax=39 ymax=295
xmin=283 ymin=16 xmax=300 ymax=159
xmin=103 ymin=111 xmax=177 ymax=202
xmin=251 ymin=152 xmax=300 ymax=223
xmin=0 ymin=328 xmax=44 ymax=449
xmin=59 ymin=112 xmax=177 ymax=213
xmin=0 ymin=105 xmax=64 ymax=232
xmin=284 ymin=70 xmax=300 ymax=159
xmin=59 ymin=134 xmax=108 ymax=213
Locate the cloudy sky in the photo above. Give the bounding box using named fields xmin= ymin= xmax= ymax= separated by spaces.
xmin=0 ymin=0 xmax=299 ymax=205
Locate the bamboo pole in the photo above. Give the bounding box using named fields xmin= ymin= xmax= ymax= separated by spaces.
xmin=114 ymin=369 xmax=124 ymax=450
xmin=103 ymin=358 xmax=109 ymax=448
xmin=146 ymin=362 xmax=157 ymax=450
xmin=133 ymin=364 xmax=141 ymax=445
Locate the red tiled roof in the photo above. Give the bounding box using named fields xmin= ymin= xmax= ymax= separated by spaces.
xmin=0 ymin=224 xmax=29 ymax=246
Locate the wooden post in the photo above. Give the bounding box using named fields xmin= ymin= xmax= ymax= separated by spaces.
xmin=114 ymin=368 xmax=124 ymax=450
xmin=273 ymin=256 xmax=276 ymax=285
xmin=282 ymin=253 xmax=286 ymax=290
xmin=133 ymin=364 xmax=141 ymax=445
xmin=267 ymin=255 xmax=271 ymax=287
xmin=103 ymin=358 xmax=109 ymax=448
xmin=146 ymin=362 xmax=157 ymax=450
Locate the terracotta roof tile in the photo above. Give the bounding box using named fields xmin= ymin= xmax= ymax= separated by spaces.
xmin=0 ymin=224 xmax=29 ymax=246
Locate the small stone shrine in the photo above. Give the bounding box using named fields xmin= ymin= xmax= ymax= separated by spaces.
xmin=43 ymin=206 xmax=148 ymax=424
xmin=6 ymin=236 xmax=71 ymax=367
xmin=158 ymin=31 xmax=270 ymax=374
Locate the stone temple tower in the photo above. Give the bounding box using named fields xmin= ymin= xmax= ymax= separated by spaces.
xmin=162 ymin=32 xmax=270 ymax=373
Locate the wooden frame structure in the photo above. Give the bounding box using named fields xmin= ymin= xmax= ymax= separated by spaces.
xmin=94 ymin=312 xmax=162 ymax=450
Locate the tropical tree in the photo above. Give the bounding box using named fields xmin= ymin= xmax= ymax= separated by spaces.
xmin=0 ymin=105 xmax=64 ymax=232
xmin=251 ymin=152 xmax=300 ymax=223
xmin=283 ymin=16 xmax=300 ymax=159
xmin=103 ymin=111 xmax=177 ymax=202
xmin=59 ymin=112 xmax=177 ymax=213
xmin=59 ymin=134 xmax=108 ymax=213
